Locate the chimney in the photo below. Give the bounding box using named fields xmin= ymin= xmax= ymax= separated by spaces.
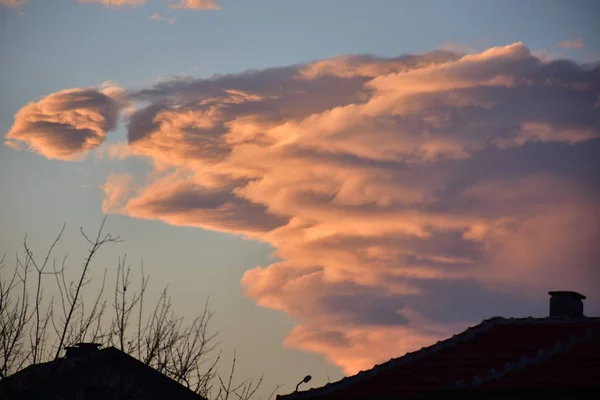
xmin=548 ymin=291 xmax=586 ymax=318
xmin=64 ymin=343 xmax=101 ymax=361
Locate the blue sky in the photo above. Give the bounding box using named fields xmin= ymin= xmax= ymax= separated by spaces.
xmin=1 ymin=0 xmax=599 ymax=397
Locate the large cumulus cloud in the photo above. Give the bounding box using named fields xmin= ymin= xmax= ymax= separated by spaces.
xmin=5 ymin=43 xmax=600 ymax=374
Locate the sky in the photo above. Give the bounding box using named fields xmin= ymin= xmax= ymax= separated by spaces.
xmin=1 ymin=0 xmax=599 ymax=397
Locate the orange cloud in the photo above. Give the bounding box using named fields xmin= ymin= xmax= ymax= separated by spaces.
xmin=557 ymin=38 xmax=585 ymax=49
xmin=168 ymin=0 xmax=220 ymax=10
xmin=149 ymin=12 xmax=177 ymax=24
xmin=101 ymin=173 xmax=134 ymax=213
xmin=120 ymin=44 xmax=600 ymax=369
xmin=464 ymin=177 xmax=600 ymax=293
xmin=532 ymin=49 xmax=560 ymax=62
xmin=0 ymin=0 xmax=28 ymax=8
xmin=284 ymin=308 xmax=468 ymax=375
xmin=7 ymin=44 xmax=600 ymax=373
xmin=438 ymin=41 xmax=478 ymax=55
xmin=76 ymin=0 xmax=146 ymax=7
xmin=119 ymin=174 xmax=287 ymax=236
xmin=494 ymin=122 xmax=598 ymax=148
xmin=5 ymin=85 xmax=128 ymax=160
xmin=297 ymin=51 xmax=458 ymax=80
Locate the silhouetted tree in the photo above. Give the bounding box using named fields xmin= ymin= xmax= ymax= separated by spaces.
xmin=0 ymin=217 xmax=280 ymax=399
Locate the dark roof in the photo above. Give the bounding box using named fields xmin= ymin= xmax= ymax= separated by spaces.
xmin=471 ymin=331 xmax=600 ymax=391
xmin=0 ymin=346 xmax=207 ymax=400
xmin=277 ymin=317 xmax=600 ymax=399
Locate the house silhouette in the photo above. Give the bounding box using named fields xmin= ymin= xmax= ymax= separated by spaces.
xmin=0 ymin=343 xmax=207 ymax=400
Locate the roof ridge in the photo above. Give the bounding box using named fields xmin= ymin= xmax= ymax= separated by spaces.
xmin=455 ymin=326 xmax=599 ymax=389
xmin=280 ymin=317 xmax=600 ymax=399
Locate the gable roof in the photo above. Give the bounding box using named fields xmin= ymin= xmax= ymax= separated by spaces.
xmin=0 ymin=346 xmax=207 ymax=400
xmin=277 ymin=316 xmax=600 ymax=399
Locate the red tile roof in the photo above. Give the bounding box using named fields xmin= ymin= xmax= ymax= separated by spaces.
xmin=471 ymin=328 xmax=600 ymax=391
xmin=278 ymin=317 xmax=600 ymax=399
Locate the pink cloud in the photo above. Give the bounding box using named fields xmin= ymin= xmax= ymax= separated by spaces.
xmin=5 ymin=85 xmax=128 ymax=160
xmin=557 ymin=38 xmax=585 ymax=49
xmin=76 ymin=0 xmax=146 ymax=7
xmin=284 ymin=308 xmax=468 ymax=375
xmin=438 ymin=41 xmax=478 ymax=55
xmin=0 ymin=0 xmax=28 ymax=9
xmin=297 ymin=51 xmax=458 ymax=80
xmin=101 ymin=173 xmax=135 ymax=213
xmin=7 ymin=44 xmax=600 ymax=373
xmin=168 ymin=0 xmax=220 ymax=10
xmin=149 ymin=12 xmax=177 ymax=24
xmin=119 ymin=174 xmax=287 ymax=236
xmin=478 ymin=200 xmax=600 ymax=294
xmin=531 ymin=49 xmax=560 ymax=62
xmin=494 ymin=122 xmax=598 ymax=148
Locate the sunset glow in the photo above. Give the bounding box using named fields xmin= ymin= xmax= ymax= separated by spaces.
xmin=2 ymin=0 xmax=599 ymax=396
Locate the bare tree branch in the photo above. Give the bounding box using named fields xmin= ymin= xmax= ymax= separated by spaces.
xmin=0 ymin=218 xmax=275 ymax=399
xmin=54 ymin=216 xmax=121 ymax=360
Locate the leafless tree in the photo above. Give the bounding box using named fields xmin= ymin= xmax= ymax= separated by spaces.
xmin=0 ymin=217 xmax=282 ymax=399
